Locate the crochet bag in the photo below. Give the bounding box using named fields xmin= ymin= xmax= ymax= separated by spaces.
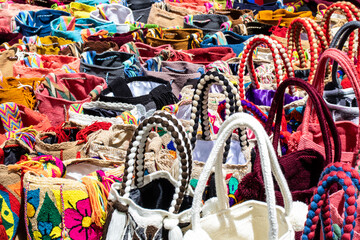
xmin=301 ymin=162 xmax=360 ymax=240
xmin=0 ymin=103 xmax=51 ymax=146
xmin=213 ymin=8 xmax=254 ymax=26
xmin=0 ymin=49 xmax=18 ymax=78
xmin=80 ymin=51 xmax=140 ymax=84
xmin=83 ymin=124 xmax=136 ymax=162
xmin=183 ymin=112 xmax=305 ymax=240
xmin=147 ymin=2 xmax=201 ymax=28
xmin=0 ymin=165 xmax=22 ymax=240
xmin=233 ymin=0 xmax=282 ymax=14
xmin=50 ymin=16 xmax=117 ymax=43
xmin=15 ymin=10 xmax=70 ymax=37
xmin=0 ymin=77 xmax=43 ymax=109
xmin=324 ymin=21 xmax=360 ymax=124
xmin=238 ymin=35 xmax=305 ymax=133
xmin=200 ymin=31 xmax=253 ymax=55
xmin=146 ymin=28 xmax=203 ymax=50
xmin=99 ymin=76 xmax=178 ymax=112
xmin=237 ymin=78 xmax=340 ymax=206
xmin=90 ymin=4 xmax=134 ymax=34
xmin=126 ymin=0 xmax=154 ymax=23
xmin=187 ymin=71 xmax=251 ymax=206
xmin=102 ymin=111 xmax=193 ymax=240
xmin=142 ymin=58 xmax=205 ymax=97
xmin=298 ymin=48 xmax=360 ymax=167
xmin=23 ymin=158 xmax=123 ymax=240
xmin=68 ymin=101 xmax=139 ymax=126
xmin=13 ymin=54 xmax=80 ymax=79
xmin=35 ymin=73 xmax=106 ymax=126
xmin=183 ymin=14 xmax=230 ymax=35
xmin=286 ymin=17 xmax=329 ymax=83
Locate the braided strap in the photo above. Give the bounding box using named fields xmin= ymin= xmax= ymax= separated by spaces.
xmin=189 ymin=71 xmax=241 ymax=143
xmin=287 ymin=17 xmax=328 ymax=83
xmin=302 ymin=162 xmax=360 ymax=240
xmin=238 ymin=35 xmax=294 ymax=100
xmin=322 ymin=2 xmax=360 ymax=60
xmin=120 ymin=111 xmax=192 ymax=214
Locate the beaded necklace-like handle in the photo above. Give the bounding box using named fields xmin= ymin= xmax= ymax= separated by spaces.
xmin=302 ymin=162 xmax=360 ymax=240
xmin=287 ymin=18 xmax=328 ymax=83
xmin=329 ymin=21 xmax=360 ymax=88
xmin=322 ymin=2 xmax=360 ymax=60
xmin=121 ymin=111 xmax=191 ymax=214
xmin=238 ymin=35 xmax=294 ymax=100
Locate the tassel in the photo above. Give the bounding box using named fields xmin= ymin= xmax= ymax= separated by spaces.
xmin=163 ymin=218 xmax=182 ymax=240
xmin=105 ymin=209 xmax=128 ymax=240
xmin=76 ymin=122 xmax=112 ymax=141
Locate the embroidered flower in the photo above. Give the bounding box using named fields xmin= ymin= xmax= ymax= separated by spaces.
xmin=64 ymin=198 xmax=102 ymax=240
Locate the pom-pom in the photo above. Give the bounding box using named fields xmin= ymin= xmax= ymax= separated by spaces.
xmin=288 ymin=201 xmax=308 ymax=232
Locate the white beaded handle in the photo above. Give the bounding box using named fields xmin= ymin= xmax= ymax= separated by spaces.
xmin=187 ymin=112 xmax=293 ymax=240
xmin=121 ymin=111 xmax=192 ymax=214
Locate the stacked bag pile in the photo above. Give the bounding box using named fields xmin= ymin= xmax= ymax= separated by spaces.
xmin=1 ymin=0 xmax=360 ymax=239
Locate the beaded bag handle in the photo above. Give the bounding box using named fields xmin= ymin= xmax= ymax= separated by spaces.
xmin=329 ymin=21 xmax=360 ymax=88
xmin=189 ymin=71 xmax=247 ymax=157
xmin=238 ymin=34 xmax=295 ymax=100
xmin=302 ymin=162 xmax=360 ymax=240
xmin=322 ymin=1 xmax=360 ymax=60
xmin=286 ymin=17 xmax=328 ymax=83
xmin=120 ymin=111 xmax=192 ymax=214
xmin=265 ymin=78 xmax=341 ymax=164
xmin=307 ymin=48 xmax=360 ymax=165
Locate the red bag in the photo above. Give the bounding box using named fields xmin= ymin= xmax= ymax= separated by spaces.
xmin=294 ymin=48 xmax=360 ymax=167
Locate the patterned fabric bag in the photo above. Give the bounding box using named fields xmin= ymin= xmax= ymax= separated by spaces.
xmin=103 ymin=111 xmax=193 ymax=240
xmin=183 ymin=14 xmax=230 ymax=36
xmin=35 ymin=73 xmax=106 ymax=126
xmin=146 ymin=28 xmax=203 ymax=50
xmin=23 ymin=158 xmax=123 ymax=240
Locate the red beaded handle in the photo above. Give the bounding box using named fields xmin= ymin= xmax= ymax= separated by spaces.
xmin=238 ymin=35 xmax=294 ymax=100
xmin=287 ymin=18 xmax=328 ymax=83
xmin=322 ymin=2 xmax=360 ymax=60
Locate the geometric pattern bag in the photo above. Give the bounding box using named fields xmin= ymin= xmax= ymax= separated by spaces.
xmin=103 ymin=111 xmax=193 ymax=239
xmin=184 ymin=112 xmax=306 ymax=240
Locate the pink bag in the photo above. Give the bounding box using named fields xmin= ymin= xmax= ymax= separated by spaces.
xmin=36 ymin=73 xmax=107 ymax=126
xmin=13 ymin=55 xmax=80 ymax=78
xmin=293 ymin=48 xmax=360 ymax=167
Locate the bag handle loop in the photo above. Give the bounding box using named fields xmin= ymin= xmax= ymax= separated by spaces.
xmin=187 ymin=112 xmax=293 ymax=240
xmin=238 ymin=35 xmax=295 ymax=99
xmin=329 ymin=21 xmax=360 ymax=88
xmin=265 ymin=78 xmax=341 ymax=164
xmin=120 ymin=111 xmax=192 ymax=214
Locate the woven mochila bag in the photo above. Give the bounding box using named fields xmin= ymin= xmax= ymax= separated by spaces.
xmin=23 ymin=158 xmax=123 ymax=240
xmin=102 ymin=111 xmax=194 ymax=240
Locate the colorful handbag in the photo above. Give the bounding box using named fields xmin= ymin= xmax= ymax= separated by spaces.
xmin=90 ymin=4 xmax=134 ymax=34
xmin=88 ymin=28 xmax=148 ymax=47
xmin=13 ymin=54 xmax=80 ymax=79
xmin=59 ymin=40 xmax=119 ymax=58
xmin=102 ymin=111 xmax=193 ymax=239
xmin=35 ymin=73 xmax=106 ymax=126
xmin=237 ymin=77 xmax=340 ymax=208
xmin=146 ymin=28 xmax=203 ymax=50
xmin=147 ymin=2 xmax=201 ymax=28
xmin=184 ymin=112 xmax=306 ymax=240
xmin=200 ymin=31 xmax=253 ymax=56
xmin=15 ymin=10 xmax=71 ymax=37
xmin=324 ymin=21 xmax=360 ymax=124
xmin=300 ymin=48 xmax=360 ymax=167
xmin=142 ymin=58 xmax=205 ymax=97
xmin=212 ymin=8 xmax=254 ymax=26
xmin=23 ymin=158 xmax=123 ymax=240
xmin=50 ymin=16 xmax=117 ymax=43
xmin=183 ymin=14 xmax=230 ymax=36
xmin=126 ymin=0 xmax=154 ymax=23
